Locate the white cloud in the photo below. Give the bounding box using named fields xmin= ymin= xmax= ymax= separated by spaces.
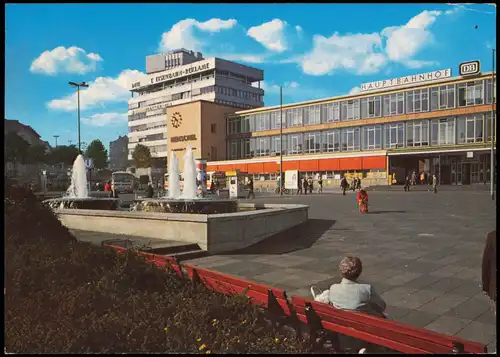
xmin=349 ymin=86 xmax=361 ymax=95
xmin=299 ymin=32 xmax=386 ymax=76
xmin=47 ymin=69 xmax=145 ymax=111
xmin=383 ymin=10 xmax=442 ymax=63
xmin=262 ymin=81 xmax=300 ymax=93
xmin=446 ymin=3 xmax=496 ymax=15
xmin=159 ymin=18 xmax=237 ymax=52
xmin=293 ymin=9 xmax=447 ymax=77
xmin=247 ymin=19 xmax=289 ymax=52
xmin=217 ymin=53 xmax=267 ymax=64
xmin=82 ymin=112 xmax=127 ymax=127
xmin=30 ymin=46 xmax=103 ymax=75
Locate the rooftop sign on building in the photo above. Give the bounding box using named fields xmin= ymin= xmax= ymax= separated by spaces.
xmin=360 ymin=68 xmax=452 ymax=92
xmin=130 ymin=59 xmax=213 ymax=90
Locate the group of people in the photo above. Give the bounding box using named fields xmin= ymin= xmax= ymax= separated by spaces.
xmin=404 ymin=172 xmax=438 ymax=193
xmin=296 ymin=176 xmax=323 ymax=195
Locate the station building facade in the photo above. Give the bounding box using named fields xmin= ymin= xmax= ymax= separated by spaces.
xmin=206 ymin=66 xmax=496 ymax=186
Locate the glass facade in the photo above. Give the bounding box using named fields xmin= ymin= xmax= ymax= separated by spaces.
xmin=226 ymin=77 xmax=495 ymax=159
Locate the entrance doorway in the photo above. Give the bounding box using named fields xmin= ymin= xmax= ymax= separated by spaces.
xmin=451 ymin=161 xmax=486 ymax=185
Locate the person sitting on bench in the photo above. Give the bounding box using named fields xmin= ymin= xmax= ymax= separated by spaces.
xmin=312 ymin=255 xmax=387 ymax=318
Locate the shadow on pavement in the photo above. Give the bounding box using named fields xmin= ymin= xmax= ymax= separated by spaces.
xmin=368 ymin=210 xmax=406 ymax=214
xmin=221 ymin=218 xmax=336 ymax=255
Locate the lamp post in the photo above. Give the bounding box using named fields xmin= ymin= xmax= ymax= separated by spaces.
xmin=490 ymin=48 xmax=496 ymax=200
xmin=68 ymin=81 xmax=89 ymax=154
xmin=280 ymin=86 xmax=283 ymax=196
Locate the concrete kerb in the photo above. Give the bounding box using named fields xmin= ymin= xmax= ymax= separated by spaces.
xmin=55 ymin=203 xmax=309 ymax=254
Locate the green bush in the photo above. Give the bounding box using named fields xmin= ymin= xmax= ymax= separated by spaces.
xmin=5 ymin=184 xmax=312 ymax=353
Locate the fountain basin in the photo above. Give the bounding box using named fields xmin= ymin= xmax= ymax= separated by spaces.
xmin=132 ymin=198 xmax=237 ymax=214
xmin=44 ymin=197 xmax=120 ymax=211
xmin=55 ymin=203 xmax=309 ymax=254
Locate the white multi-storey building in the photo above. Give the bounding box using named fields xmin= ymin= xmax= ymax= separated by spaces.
xmin=127 ymin=49 xmax=265 ymax=162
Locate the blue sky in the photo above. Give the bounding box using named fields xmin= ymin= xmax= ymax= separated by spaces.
xmin=5 ymin=3 xmax=496 ymax=150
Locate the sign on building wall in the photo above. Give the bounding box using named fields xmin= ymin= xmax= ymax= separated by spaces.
xmin=130 ymin=59 xmax=213 ymax=89
xmin=360 ymin=69 xmax=452 ymax=92
xmin=459 ymin=60 xmax=481 ymax=76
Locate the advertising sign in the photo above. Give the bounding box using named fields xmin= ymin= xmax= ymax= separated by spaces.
xmin=284 ymin=170 xmax=299 ymax=190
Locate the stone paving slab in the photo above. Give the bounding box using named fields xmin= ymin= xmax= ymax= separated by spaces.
xmin=187 ymin=191 xmax=496 ymax=349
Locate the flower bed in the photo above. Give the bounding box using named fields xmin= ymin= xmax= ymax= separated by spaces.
xmin=4 ymin=184 xmax=312 ymax=353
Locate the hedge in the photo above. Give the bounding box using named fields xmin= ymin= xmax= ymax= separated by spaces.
xmin=4 ymin=184 xmax=314 ymax=353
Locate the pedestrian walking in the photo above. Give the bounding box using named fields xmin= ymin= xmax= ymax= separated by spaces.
xmin=302 ymin=177 xmax=308 ymax=195
xmin=350 ymin=177 xmax=356 ymax=192
xmin=317 ymin=177 xmax=323 ymax=194
xmin=356 ymin=188 xmax=369 ymax=213
xmin=411 ymin=171 xmax=417 ymax=186
xmin=297 ymin=176 xmax=303 ymax=195
xmin=247 ymin=178 xmax=255 ymax=199
xmin=482 ymin=231 xmax=496 ymax=316
xmin=404 ymin=176 xmax=410 ymax=192
xmin=432 ymin=174 xmax=438 ymax=193
xmin=340 ymin=176 xmax=348 ymax=196
xmin=307 ymin=177 xmax=313 ymax=194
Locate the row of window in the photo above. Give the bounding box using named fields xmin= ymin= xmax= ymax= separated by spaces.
xmin=129 ymin=144 xmax=168 ymax=156
xmin=227 ymin=79 xmax=496 ymax=134
xmin=215 ymin=99 xmax=257 ymax=109
xmin=215 ymin=70 xmax=253 ymax=85
xmin=227 ymin=113 xmax=495 ymax=159
xmin=128 ymin=110 xmax=167 ymax=122
xmin=129 ymin=120 xmax=166 ymax=133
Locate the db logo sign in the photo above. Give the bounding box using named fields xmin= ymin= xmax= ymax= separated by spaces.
xmin=459 ymin=60 xmax=481 ymax=76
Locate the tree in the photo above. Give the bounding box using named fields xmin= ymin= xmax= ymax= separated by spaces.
xmin=47 ymin=145 xmax=80 ymax=166
xmin=5 ymin=132 xmax=30 ymax=164
xmin=132 ymin=144 xmax=152 ymax=168
xmin=84 ymin=139 xmax=108 ymax=169
xmin=26 ymin=144 xmax=49 ymax=164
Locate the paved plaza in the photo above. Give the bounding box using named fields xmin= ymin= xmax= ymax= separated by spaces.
xmin=186 ymin=190 xmax=497 ymax=351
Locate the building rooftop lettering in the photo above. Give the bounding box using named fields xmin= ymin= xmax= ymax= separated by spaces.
xmin=230 ymin=69 xmax=494 ymax=117
xmin=131 ymin=57 xmax=264 ymax=92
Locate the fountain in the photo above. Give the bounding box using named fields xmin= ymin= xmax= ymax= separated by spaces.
xmin=167 ymin=151 xmax=181 ymax=199
xmin=52 ymin=151 xmax=309 ymax=255
xmin=44 ymin=154 xmax=119 ymax=210
xmin=132 ymin=146 xmax=237 ymax=214
xmin=181 ymin=146 xmax=198 ymax=199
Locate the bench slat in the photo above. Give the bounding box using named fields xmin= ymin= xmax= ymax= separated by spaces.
xmin=104 ymin=245 xmax=183 ymax=279
xmin=293 ymin=302 xmax=451 ymax=354
xmin=307 ymin=299 xmax=486 ymax=354
xmin=184 ymin=264 xmax=280 ymax=295
xmin=184 ymin=264 xmax=292 ymax=315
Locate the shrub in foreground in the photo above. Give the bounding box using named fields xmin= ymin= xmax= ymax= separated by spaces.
xmin=5 ymin=185 xmax=312 ymax=353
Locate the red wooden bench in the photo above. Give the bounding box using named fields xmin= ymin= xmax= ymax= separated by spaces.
xmin=183 ymin=263 xmax=293 ymax=323
xmin=291 ymin=295 xmax=487 ymax=354
xmin=104 ymin=244 xmax=183 ymax=279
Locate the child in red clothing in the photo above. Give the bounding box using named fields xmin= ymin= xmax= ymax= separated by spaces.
xmin=356 ymin=188 xmax=368 ymax=213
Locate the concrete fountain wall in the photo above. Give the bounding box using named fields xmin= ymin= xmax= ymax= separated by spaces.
xmin=56 ymin=203 xmax=309 ymax=254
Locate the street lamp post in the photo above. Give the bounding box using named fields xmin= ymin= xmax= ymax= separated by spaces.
xmin=490 ymin=48 xmax=496 ymax=200
xmin=280 ymin=86 xmax=283 ymax=196
xmin=68 ymin=81 xmax=89 ymax=154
